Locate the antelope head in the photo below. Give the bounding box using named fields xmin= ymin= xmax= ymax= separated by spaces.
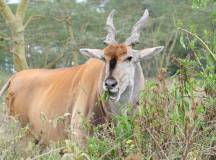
xmin=80 ymin=9 xmax=164 ymax=102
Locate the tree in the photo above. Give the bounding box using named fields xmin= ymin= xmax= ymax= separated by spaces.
xmin=0 ymin=0 xmax=28 ymax=71
xmin=65 ymin=16 xmax=79 ymax=66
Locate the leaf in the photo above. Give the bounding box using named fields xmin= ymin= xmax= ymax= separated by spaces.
xmin=180 ymin=35 xmax=186 ymax=49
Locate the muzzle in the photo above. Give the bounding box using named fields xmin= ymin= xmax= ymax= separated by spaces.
xmin=104 ymin=77 xmax=119 ymax=101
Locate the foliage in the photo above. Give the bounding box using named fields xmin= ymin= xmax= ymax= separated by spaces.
xmin=86 ymin=62 xmax=215 ymax=159
xmin=0 ymin=52 xmax=215 ymax=159
xmin=0 ymin=0 xmax=215 ymax=160
xmin=0 ymin=0 xmax=215 ymax=76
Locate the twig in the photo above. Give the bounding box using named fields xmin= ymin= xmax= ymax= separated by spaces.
xmin=24 ymin=15 xmax=45 ymax=28
xmin=185 ymin=33 xmax=206 ymax=75
xmin=178 ymin=28 xmax=216 ymax=62
xmin=31 ymin=147 xmax=65 ymax=160
xmin=182 ymin=122 xmax=197 ymax=160
xmin=45 ymin=52 xmax=65 ymax=69
xmin=146 ymin=127 xmax=170 ymax=160
xmin=166 ymin=30 xmax=179 ymax=66
xmin=98 ymin=134 xmax=134 ymax=160
xmin=24 ymin=15 xmax=66 ymax=29
xmin=160 ymin=30 xmax=174 ymax=68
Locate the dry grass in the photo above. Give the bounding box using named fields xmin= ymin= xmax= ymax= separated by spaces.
xmin=0 ymin=68 xmax=215 ymax=159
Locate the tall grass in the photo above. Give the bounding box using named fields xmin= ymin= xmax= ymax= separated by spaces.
xmin=0 ymin=30 xmax=215 ymax=159
xmin=86 ymin=67 xmax=215 ymax=160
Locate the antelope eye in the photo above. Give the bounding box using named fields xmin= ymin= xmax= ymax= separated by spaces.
xmin=125 ymin=56 xmax=133 ymax=62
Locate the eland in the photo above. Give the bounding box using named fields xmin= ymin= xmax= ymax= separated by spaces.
xmin=0 ymin=9 xmax=164 ymax=145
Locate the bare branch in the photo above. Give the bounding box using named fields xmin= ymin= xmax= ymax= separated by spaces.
xmin=0 ymin=0 xmax=15 ymax=23
xmin=178 ymin=28 xmax=216 ymax=62
xmin=45 ymin=52 xmax=65 ymax=69
xmin=24 ymin=15 xmax=46 ymax=28
xmin=32 ymin=147 xmax=65 ymax=160
xmin=125 ymin=9 xmax=149 ymax=46
xmin=16 ymin=0 xmax=29 ymax=20
xmin=146 ymin=127 xmax=169 ymax=160
xmin=24 ymin=15 xmax=67 ymax=29
xmin=104 ymin=10 xmax=117 ymax=45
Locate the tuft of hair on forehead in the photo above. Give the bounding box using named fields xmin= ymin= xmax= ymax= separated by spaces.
xmin=104 ymin=44 xmax=128 ymax=59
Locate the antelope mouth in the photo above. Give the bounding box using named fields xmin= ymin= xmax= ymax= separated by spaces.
xmin=108 ymin=89 xmax=119 ymax=102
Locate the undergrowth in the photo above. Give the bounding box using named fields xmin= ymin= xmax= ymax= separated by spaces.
xmin=86 ymin=64 xmax=215 ymax=160
xmin=0 ymin=29 xmax=215 ymax=160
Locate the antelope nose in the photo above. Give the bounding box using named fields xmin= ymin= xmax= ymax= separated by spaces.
xmin=105 ymin=78 xmax=117 ymax=89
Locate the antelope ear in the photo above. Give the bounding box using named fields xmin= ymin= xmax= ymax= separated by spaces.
xmin=133 ymin=46 xmax=164 ymax=61
xmin=79 ymin=48 xmax=104 ymax=59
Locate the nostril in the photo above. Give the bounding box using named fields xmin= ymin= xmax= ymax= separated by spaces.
xmin=105 ymin=78 xmax=117 ymax=88
xmin=111 ymin=81 xmax=117 ymax=87
xmin=105 ymin=81 xmax=109 ymax=87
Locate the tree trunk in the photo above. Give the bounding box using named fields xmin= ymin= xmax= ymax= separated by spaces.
xmin=10 ymin=17 xmax=28 ymax=71
xmin=65 ymin=16 xmax=79 ymax=66
xmin=0 ymin=0 xmax=29 ymax=71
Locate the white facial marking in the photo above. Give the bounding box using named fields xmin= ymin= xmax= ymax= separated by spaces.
xmin=79 ymin=45 xmax=164 ymax=103
xmin=103 ymin=51 xmax=136 ymax=102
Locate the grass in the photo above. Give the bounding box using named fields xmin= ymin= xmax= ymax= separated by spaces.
xmin=0 ymin=66 xmax=215 ymax=160
xmin=0 ymin=32 xmax=215 ymax=159
xmin=86 ymin=68 xmax=216 ymax=160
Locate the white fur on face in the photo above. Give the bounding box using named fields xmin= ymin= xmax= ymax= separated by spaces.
xmin=80 ymin=45 xmax=164 ymax=103
xmin=103 ymin=57 xmax=136 ymax=102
